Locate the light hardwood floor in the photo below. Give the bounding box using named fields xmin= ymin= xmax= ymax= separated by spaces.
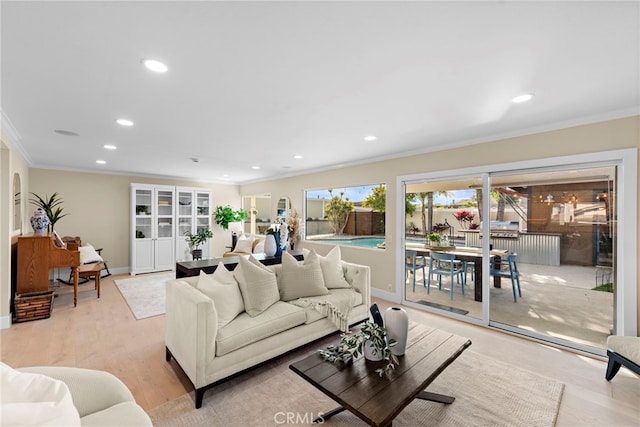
xmin=1 ymin=273 xmax=638 ymax=425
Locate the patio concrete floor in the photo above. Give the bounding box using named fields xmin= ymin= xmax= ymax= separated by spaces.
xmin=405 ymin=262 xmax=613 ymax=350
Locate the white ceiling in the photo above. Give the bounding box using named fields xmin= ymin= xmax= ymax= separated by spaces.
xmin=2 ymin=1 xmax=639 ymax=184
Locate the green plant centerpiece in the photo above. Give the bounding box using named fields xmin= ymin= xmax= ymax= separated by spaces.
xmin=319 ymin=321 xmax=398 ymax=377
xmin=427 ymin=233 xmax=441 ymax=246
xmin=213 ymin=205 xmax=249 ymax=230
xmin=30 ymin=192 xmax=69 ymax=232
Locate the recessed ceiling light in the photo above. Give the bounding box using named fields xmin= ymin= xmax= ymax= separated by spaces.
xmin=142 ymin=59 xmax=168 ymax=73
xmin=96 ymin=160 xmax=106 ymax=165
xmin=511 ymin=93 xmax=534 ymax=103
xmin=293 ymin=155 xmax=303 ymax=159
xmin=54 ymin=129 xmax=79 ymax=137
xmin=116 ymin=118 xmax=134 ymax=126
xmin=103 ymin=144 xmax=117 ymax=150
xmin=364 ymin=135 xmax=377 ymax=141
xmin=251 ymin=166 xmax=261 ymax=170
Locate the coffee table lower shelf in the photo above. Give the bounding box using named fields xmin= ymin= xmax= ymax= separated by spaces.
xmin=289 ymin=323 xmax=471 ymax=427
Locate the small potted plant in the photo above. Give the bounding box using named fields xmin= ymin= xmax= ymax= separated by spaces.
xmin=428 ymin=233 xmax=441 ymax=247
xmin=319 ymin=321 xmax=398 ymax=377
xmin=184 ymin=227 xmax=213 ymax=260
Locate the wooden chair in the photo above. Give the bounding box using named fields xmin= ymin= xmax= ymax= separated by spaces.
xmin=490 ymin=253 xmax=522 ymax=302
xmin=427 ymin=252 xmax=465 ymax=299
xmin=405 ymin=249 xmax=427 ymax=292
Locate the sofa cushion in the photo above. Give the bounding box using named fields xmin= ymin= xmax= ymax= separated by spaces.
xmin=234 ymin=255 xmax=280 ymax=317
xmin=233 ymin=237 xmax=255 ymax=254
xmin=301 ymin=288 xmax=364 ymax=324
xmin=0 ymin=362 xmax=81 ymax=426
xmin=278 ymin=251 xmax=328 ymax=301
xmin=304 ymin=246 xmax=351 ymax=289
xmin=197 ymin=269 xmax=244 ymax=328
xmin=607 ymin=336 xmax=640 ymax=365
xmin=215 ymin=301 xmax=306 ymax=356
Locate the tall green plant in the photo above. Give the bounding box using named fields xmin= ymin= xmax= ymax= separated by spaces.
xmin=30 ymin=192 xmax=69 ymax=232
xmin=325 ymin=190 xmax=354 ymax=235
xmin=214 ymin=205 xmax=248 ymax=230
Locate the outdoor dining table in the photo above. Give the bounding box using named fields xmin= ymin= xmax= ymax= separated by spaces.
xmin=408 ymin=245 xmax=508 ymax=302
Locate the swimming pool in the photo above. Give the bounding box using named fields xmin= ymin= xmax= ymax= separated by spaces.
xmin=309 ymin=237 xmax=430 ymax=248
xmin=311 ymin=237 xmax=385 ymax=248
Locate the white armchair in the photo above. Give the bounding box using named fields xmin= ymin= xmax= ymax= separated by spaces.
xmin=3 ymin=364 xmax=151 ymax=426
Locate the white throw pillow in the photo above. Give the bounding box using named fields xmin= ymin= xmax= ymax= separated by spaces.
xmin=197 ymin=269 xmax=244 ymax=328
xmin=0 ymin=362 xmax=81 ymax=426
xmin=79 ymin=244 xmax=103 ymax=264
xmin=279 ymin=251 xmax=329 ymax=301
xmin=253 ymin=239 xmax=265 ymax=254
xmin=304 ymin=246 xmax=351 ymax=289
xmin=233 ymin=238 xmax=254 ymax=254
xmin=233 ymin=255 xmax=280 ymax=317
xmin=213 ymin=262 xmax=236 ymax=285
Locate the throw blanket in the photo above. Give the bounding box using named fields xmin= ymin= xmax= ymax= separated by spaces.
xmin=290 ymin=292 xmax=356 ymax=332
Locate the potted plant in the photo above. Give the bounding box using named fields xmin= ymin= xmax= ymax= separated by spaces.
xmin=213 ymin=205 xmax=249 ymax=230
xmin=184 ymin=227 xmax=213 ymax=260
xmin=30 ymin=192 xmax=69 ymax=232
xmin=428 ymin=233 xmax=441 ymax=246
xmin=319 ymin=321 xmax=398 ymax=377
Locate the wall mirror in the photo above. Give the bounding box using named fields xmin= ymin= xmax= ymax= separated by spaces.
xmin=277 ymin=197 xmax=290 ymax=219
xmin=13 ymin=173 xmax=21 ymax=232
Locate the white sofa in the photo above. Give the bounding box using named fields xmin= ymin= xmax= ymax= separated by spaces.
xmin=165 ymin=249 xmax=370 ymax=408
xmin=2 ymin=363 xmax=152 ymax=426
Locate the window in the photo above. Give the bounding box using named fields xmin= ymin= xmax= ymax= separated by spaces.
xmin=305 ymin=184 xmax=386 ymax=248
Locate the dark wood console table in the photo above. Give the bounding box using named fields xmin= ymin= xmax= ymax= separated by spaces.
xmin=175 ymin=251 xmax=304 ymax=278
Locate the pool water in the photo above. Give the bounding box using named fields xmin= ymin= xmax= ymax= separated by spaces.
xmin=310 ymin=237 xmax=433 ymax=248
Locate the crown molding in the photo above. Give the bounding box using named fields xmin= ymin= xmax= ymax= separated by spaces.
xmin=1 ymin=110 xmax=32 ymax=165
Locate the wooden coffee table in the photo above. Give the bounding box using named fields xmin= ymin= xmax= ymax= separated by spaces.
xmin=289 ymin=323 xmax=471 ymax=427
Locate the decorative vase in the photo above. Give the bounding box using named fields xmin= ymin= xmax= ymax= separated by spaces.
xmin=30 ymin=208 xmax=50 ymax=236
xmin=273 ymin=232 xmax=282 ymax=257
xmin=264 ymin=234 xmax=277 ymax=257
xmin=191 ymin=249 xmax=203 ymax=261
xmin=363 ymin=340 xmax=383 ymax=361
xmin=384 ymin=307 xmax=409 ymax=356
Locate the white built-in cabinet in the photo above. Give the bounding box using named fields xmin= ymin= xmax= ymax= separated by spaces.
xmin=176 ymin=187 xmax=212 ymax=261
xmin=130 ymin=184 xmax=176 ymax=275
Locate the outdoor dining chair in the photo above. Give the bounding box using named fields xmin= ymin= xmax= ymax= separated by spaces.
xmin=427 ymin=252 xmax=466 ymax=299
xmin=489 ymin=253 xmax=522 ymax=302
xmin=405 ymin=249 xmax=427 ymax=292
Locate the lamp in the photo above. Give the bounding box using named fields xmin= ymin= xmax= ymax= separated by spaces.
xmin=228 ymin=221 xmax=244 ymax=250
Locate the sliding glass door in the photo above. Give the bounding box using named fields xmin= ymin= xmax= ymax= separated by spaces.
xmin=399 ymin=149 xmax=636 ymax=354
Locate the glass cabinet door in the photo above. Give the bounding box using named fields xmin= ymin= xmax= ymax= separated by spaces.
xmin=135 ymin=189 xmax=152 ymax=239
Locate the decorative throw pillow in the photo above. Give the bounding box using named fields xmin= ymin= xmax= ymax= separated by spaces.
xmin=197 ymin=269 xmax=244 ymax=328
xmin=233 ymin=255 xmax=280 ymax=317
xmin=0 ymin=362 xmax=81 ymax=426
xmin=279 ymin=251 xmax=329 ymax=301
xmin=233 ymin=238 xmax=254 ymax=254
xmin=253 ymin=239 xmax=265 ymax=254
xmin=79 ymin=244 xmax=104 ymax=264
xmin=212 ymin=262 xmax=236 ymax=285
xmin=304 ymin=246 xmax=351 ymax=289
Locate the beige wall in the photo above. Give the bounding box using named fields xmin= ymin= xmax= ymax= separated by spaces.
xmin=1 ymin=130 xmax=31 ymax=322
xmin=240 ymin=116 xmax=640 ymax=328
xmin=28 ymin=170 xmax=241 ymax=270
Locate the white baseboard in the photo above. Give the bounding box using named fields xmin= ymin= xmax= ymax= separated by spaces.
xmin=371 ymin=288 xmax=401 ymax=304
xmin=0 ymin=315 xmax=12 ymax=330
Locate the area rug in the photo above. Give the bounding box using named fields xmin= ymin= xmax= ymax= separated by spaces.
xmin=114 ymin=272 xmax=174 ymax=319
xmin=149 ymin=337 xmax=564 ymax=426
